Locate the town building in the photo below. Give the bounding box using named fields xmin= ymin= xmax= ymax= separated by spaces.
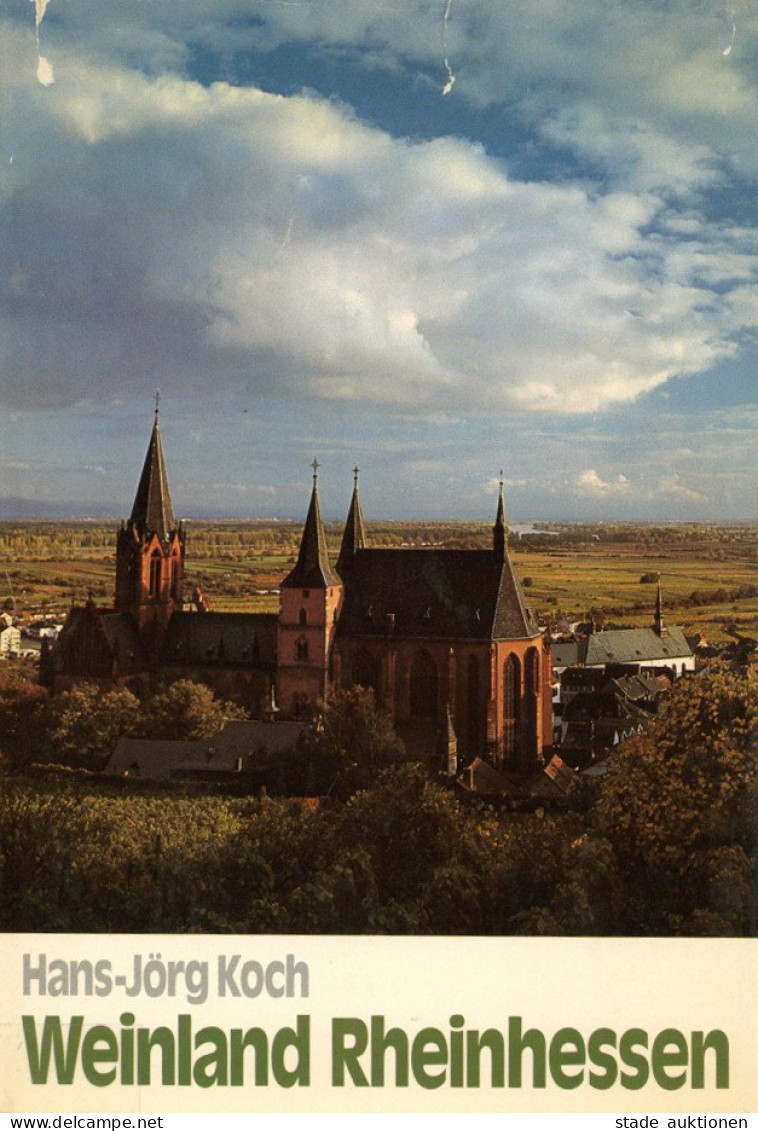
xmin=47 ymin=411 xmax=553 ymax=772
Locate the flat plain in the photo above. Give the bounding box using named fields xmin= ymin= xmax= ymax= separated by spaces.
xmin=1 ymin=520 xmax=755 ymax=643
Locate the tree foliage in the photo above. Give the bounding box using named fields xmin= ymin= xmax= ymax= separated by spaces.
xmin=143 ymin=680 xmax=248 ymax=741
xmin=295 ymin=686 xmax=407 ymax=799
xmin=596 ymin=668 xmax=758 ymax=934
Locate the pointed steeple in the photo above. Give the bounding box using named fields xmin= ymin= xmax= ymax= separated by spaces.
xmin=337 ymin=465 xmax=367 ymax=574
xmin=130 ymin=395 xmax=176 ymax=540
xmin=653 ymin=575 xmax=665 ymax=637
xmin=282 ymin=460 xmax=340 ymax=589
xmin=493 ymin=471 xmax=506 ymax=563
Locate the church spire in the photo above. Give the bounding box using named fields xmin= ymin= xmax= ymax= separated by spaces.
xmin=653 ymin=574 xmax=665 ymax=637
xmin=130 ymin=395 xmax=176 ymax=540
xmin=493 ymin=471 xmax=506 ymax=563
xmin=337 ymin=465 xmax=367 ymax=574
xmin=282 ymin=460 xmax=340 ymax=589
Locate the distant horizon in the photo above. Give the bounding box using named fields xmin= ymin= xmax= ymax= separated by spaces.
xmin=0 ymin=498 xmax=755 ymax=528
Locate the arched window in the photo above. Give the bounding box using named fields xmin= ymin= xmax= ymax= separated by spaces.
xmin=466 ymin=654 xmax=481 ymax=752
xmin=410 ymin=649 xmax=438 ymax=719
xmin=523 ymin=647 xmax=540 ymax=767
xmin=171 ymin=556 xmax=181 ymax=600
xmin=526 ymin=646 xmax=540 ymax=694
xmin=296 ymin=637 xmax=309 ymax=662
xmin=502 ymin=653 xmax=521 ymax=758
xmin=149 ymin=552 xmax=162 ymax=599
xmin=299 ymin=608 xmax=307 ymax=626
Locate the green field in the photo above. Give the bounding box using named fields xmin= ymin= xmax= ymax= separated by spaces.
xmin=1 ymin=520 xmax=755 ymax=642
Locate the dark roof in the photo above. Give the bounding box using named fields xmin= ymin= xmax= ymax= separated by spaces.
xmin=337 ymin=548 xmax=537 ymax=641
xmin=106 ymin=738 xmax=207 ymax=777
xmin=99 ymin=612 xmax=151 ymax=673
xmin=282 ymin=478 xmax=340 ymax=589
xmin=552 ymin=640 xmax=582 ymax=669
xmin=160 ymin=612 xmax=277 ymax=668
xmin=106 ymin=720 xmax=306 ymax=777
xmin=53 ymin=606 xmax=148 ymax=676
xmin=336 ymin=481 xmax=367 ymax=574
xmin=130 ymin=417 xmax=175 ymax=540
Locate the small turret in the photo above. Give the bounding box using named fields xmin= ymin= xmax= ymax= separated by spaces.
xmin=493 ymin=471 xmax=506 ymax=564
xmin=336 ymin=465 xmax=367 ymax=575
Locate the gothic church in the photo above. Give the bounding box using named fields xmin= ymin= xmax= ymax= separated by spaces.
xmin=49 ymin=412 xmax=553 ymax=771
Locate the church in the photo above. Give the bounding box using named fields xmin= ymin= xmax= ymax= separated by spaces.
xmin=47 ymin=410 xmax=553 ymax=772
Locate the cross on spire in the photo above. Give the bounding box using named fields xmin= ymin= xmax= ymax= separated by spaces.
xmin=311 ymin=458 xmax=320 ymax=480
xmin=353 ymin=464 xmax=360 ymax=486
xmin=154 ymin=389 xmax=161 ymax=420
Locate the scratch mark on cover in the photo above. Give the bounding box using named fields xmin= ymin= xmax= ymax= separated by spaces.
xmin=442 ymin=0 xmax=456 ymax=95
xmin=32 ymin=0 xmax=54 ymax=85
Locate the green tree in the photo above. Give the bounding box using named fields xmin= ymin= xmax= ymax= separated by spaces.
xmin=143 ymin=680 xmax=248 ymax=740
xmin=595 ymin=668 xmax=758 ymax=934
xmin=297 ymin=687 xmax=406 ymax=799
xmin=0 ymin=664 xmax=49 ymax=767
xmin=36 ymin=683 xmax=141 ymax=770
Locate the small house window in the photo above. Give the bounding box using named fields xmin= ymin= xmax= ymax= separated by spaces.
xmin=299 ymin=608 xmax=307 ymax=626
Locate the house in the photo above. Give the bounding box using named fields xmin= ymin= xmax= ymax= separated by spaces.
xmin=0 ymin=624 xmax=21 ymax=656
xmin=47 ymin=410 xmax=553 ymax=772
xmin=552 ymin=584 xmax=694 ymax=680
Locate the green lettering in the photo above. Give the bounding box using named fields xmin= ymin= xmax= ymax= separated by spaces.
xmin=691 ymin=1030 xmax=729 ymax=1089
xmin=22 ymin=1016 xmax=83 ymax=1086
xmin=193 ymin=1027 xmax=228 ymax=1088
xmin=230 ymin=1026 xmax=268 ymax=1086
xmin=272 ymin=1016 xmax=310 ymax=1088
xmin=81 ymin=1025 xmax=118 ymax=1087
xmin=508 ymin=1017 xmax=546 ymax=1088
xmin=466 ymin=1029 xmax=505 ymax=1088
xmin=411 ymin=1028 xmax=447 ymax=1090
xmin=549 ymin=1027 xmax=585 ymax=1089
xmin=588 ymin=1027 xmax=618 ymax=1089
xmin=332 ymin=1018 xmax=369 ymax=1087
xmin=370 ymin=1016 xmax=408 ymax=1087
xmin=651 ymin=1029 xmax=688 ymax=1090
xmin=619 ymin=1028 xmax=649 ymax=1090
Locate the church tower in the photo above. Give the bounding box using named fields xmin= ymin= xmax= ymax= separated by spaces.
xmin=115 ymin=399 xmax=185 ymax=652
xmin=336 ymin=465 xmax=367 ymax=576
xmin=277 ymin=461 xmax=343 ymax=717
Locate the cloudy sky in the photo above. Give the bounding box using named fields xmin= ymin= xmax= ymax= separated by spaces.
xmin=0 ymin=0 xmax=756 ymax=521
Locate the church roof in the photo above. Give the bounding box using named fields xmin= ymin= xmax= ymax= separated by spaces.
xmin=53 ymin=607 xmax=149 ymax=676
xmin=282 ymin=469 xmax=341 ymax=589
xmin=336 ymin=549 xmax=537 ymax=642
xmin=130 ymin=415 xmax=175 ymax=540
xmin=160 ymin=612 xmax=278 ymax=668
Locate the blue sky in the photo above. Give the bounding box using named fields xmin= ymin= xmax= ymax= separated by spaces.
xmin=0 ymin=0 xmax=756 ymax=521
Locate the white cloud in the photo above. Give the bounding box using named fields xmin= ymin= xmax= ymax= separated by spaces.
xmin=1 ymin=3 xmax=757 ymax=432
xmin=655 ymin=475 xmax=710 ymax=504
xmin=576 ymin=469 xmax=633 ymax=497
